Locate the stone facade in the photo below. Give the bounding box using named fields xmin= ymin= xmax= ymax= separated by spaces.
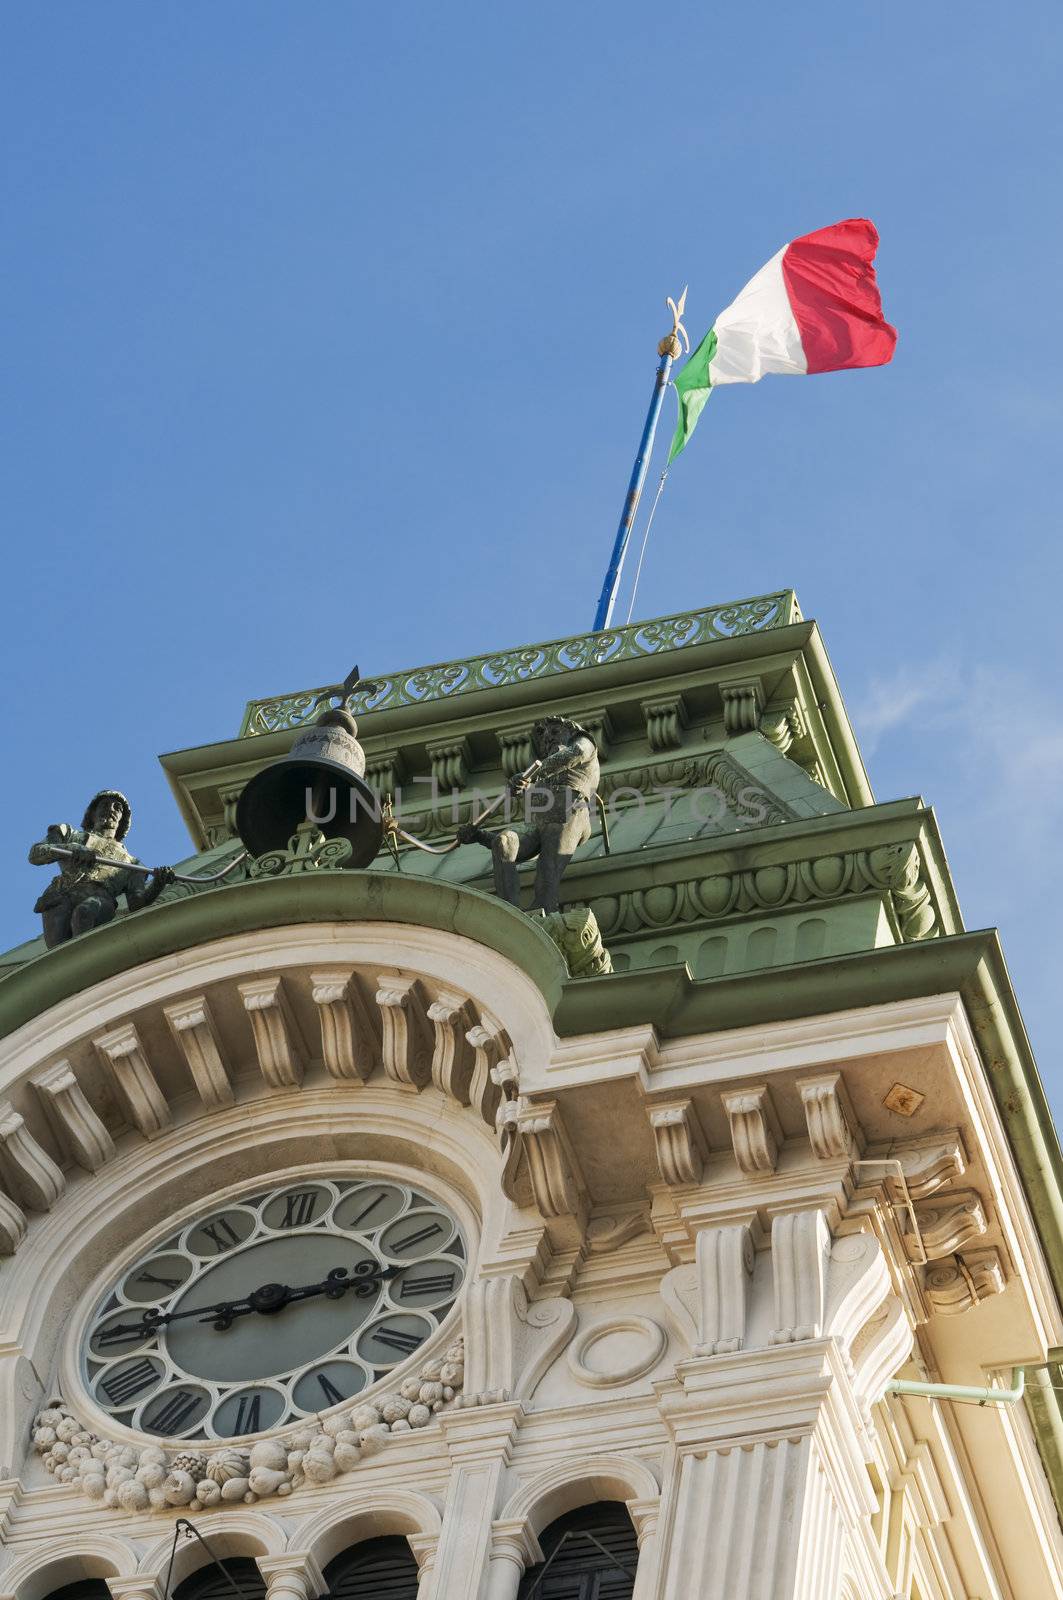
xmin=1 ymin=596 xmax=1061 ymax=1600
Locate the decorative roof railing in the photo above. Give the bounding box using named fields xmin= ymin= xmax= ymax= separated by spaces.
xmin=237 ymin=590 xmax=801 ymax=737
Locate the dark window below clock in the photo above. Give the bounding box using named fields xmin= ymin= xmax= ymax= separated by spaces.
xmin=517 ymin=1502 xmax=639 ymax=1599
xmin=43 ymin=1586 xmax=113 ymax=1600
xmin=323 ymin=1537 xmax=421 ymax=1598
xmin=172 ymin=1558 xmax=267 ymax=1600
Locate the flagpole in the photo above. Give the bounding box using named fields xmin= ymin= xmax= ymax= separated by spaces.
xmin=592 ymin=289 xmax=689 ymax=632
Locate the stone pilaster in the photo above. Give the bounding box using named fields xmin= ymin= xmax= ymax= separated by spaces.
xmin=655 ymin=1341 xmax=878 ymax=1600
xmin=432 ymin=1402 xmax=524 ymax=1600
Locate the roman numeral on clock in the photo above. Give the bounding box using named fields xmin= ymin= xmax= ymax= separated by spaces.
xmin=147 ymin=1390 xmax=201 ymax=1436
xmin=399 ymin=1271 xmax=456 ymax=1299
xmin=392 ymin=1220 xmax=443 ymax=1252
xmin=135 ymin=1269 xmax=183 ymax=1291
xmin=347 ymin=1193 xmax=386 ymax=1229
xmin=97 ymin=1320 xmax=151 ymax=1349
xmin=316 ymin=1373 xmax=346 ymax=1406
xmin=234 ymin=1394 xmax=261 ymax=1433
xmin=281 ymin=1190 xmax=318 ymax=1227
xmin=101 ymin=1358 xmax=158 ymax=1406
xmin=200 ymin=1217 xmax=240 ymax=1253
xmin=371 ymin=1326 xmax=423 ymax=1355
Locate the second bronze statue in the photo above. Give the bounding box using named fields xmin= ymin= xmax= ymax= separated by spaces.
xmin=457 ymin=715 xmax=600 ymax=913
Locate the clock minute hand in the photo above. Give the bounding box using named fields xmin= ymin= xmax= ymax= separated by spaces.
xmin=209 ymin=1260 xmax=402 ymax=1329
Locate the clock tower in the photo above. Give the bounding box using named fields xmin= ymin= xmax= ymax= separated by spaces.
xmin=1 ymin=591 xmax=1062 ymax=1600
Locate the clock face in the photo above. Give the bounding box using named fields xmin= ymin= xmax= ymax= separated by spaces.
xmin=82 ymin=1175 xmax=466 ymax=1442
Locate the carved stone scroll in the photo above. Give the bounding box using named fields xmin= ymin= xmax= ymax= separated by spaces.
xmin=923 ymin=1249 xmax=1005 ymax=1314
xmin=770 ymin=1208 xmax=832 ymax=1343
xmin=798 ymin=1072 xmax=859 ymax=1160
xmin=648 ymin=1100 xmax=706 ymax=1186
xmin=376 ymin=975 xmax=433 ymax=1089
xmin=823 ymin=1232 xmax=891 ymax=1353
xmin=720 ymin=1085 xmax=779 ymax=1175
xmin=467 ymin=1018 xmax=508 ymax=1126
xmin=31 ymin=1061 xmax=115 ymax=1172
xmin=885 ymin=1134 xmax=967 ymax=1200
xmin=463 ymin=1274 xmax=576 ymax=1400
xmin=428 ymin=992 xmax=478 ymax=1103
xmin=0 ymin=1188 xmax=27 ymax=1255
xmin=0 ymin=1105 xmax=65 ymax=1210
xmin=695 ymin=1223 xmax=754 ymax=1353
xmin=907 ymin=1190 xmax=988 ymax=1261
xmin=93 ymin=1021 xmax=171 ymax=1138
xmin=163 ymin=996 xmax=233 ymax=1109
xmin=238 ymin=976 xmax=306 ymax=1090
xmin=515 ymin=1100 xmax=583 ymax=1219
xmin=310 ymin=969 xmax=379 ymax=1082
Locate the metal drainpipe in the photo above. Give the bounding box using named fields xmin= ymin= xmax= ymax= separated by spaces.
xmin=856 ymin=1158 xmax=928 ymax=1264
xmin=885 ymin=1368 xmax=1026 ymax=1407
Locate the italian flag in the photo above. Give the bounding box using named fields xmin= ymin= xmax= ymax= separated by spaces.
xmin=668 ymin=218 xmax=896 ymax=462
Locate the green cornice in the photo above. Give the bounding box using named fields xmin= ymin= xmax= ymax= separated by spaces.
xmin=0 ymin=874 xmax=568 ymax=1043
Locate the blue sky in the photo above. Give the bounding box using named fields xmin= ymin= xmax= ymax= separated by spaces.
xmin=3 ymin=4 xmax=1062 ymax=1108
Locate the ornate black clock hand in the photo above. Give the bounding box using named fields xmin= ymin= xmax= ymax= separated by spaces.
xmin=209 ymin=1260 xmax=402 ymax=1329
xmin=98 ymin=1260 xmax=403 ymax=1343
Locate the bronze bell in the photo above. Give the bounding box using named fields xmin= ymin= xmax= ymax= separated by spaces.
xmin=235 ymin=708 xmax=383 ymax=867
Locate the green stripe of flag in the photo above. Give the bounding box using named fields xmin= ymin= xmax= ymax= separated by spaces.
xmin=667 ymin=327 xmax=717 ymax=463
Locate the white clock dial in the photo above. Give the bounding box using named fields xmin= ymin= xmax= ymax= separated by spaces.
xmin=82 ymin=1176 xmax=465 ymax=1442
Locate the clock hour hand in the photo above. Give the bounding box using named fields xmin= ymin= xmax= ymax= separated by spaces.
xmin=209 ymin=1260 xmax=402 ymax=1329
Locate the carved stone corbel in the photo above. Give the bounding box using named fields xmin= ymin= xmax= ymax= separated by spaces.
xmin=467 ymin=1018 xmax=509 ymax=1125
xmin=720 ymin=680 xmax=764 ymax=734
xmin=797 ymin=1071 xmax=860 ymax=1160
xmin=364 ymin=748 xmax=407 ymax=799
xmin=310 ymin=969 xmax=379 ymax=1082
xmin=923 ymin=1249 xmax=1005 ymax=1314
xmin=426 ymin=736 xmax=471 ymax=793
xmin=884 ymin=1133 xmax=967 ymax=1199
xmin=428 ymin=991 xmax=478 ymax=1103
xmin=238 ymin=976 xmax=306 ymax=1090
xmin=0 ymin=1105 xmax=65 ymax=1210
xmin=695 ymin=1223 xmax=755 ymax=1353
xmin=642 ymin=695 xmax=688 ymax=752
xmin=648 ymin=1100 xmax=706 ymax=1186
xmin=93 ymin=1021 xmax=171 ymax=1138
xmin=497 ymin=725 xmax=535 ymax=778
xmin=720 ymin=1085 xmax=779 ymax=1175
xmin=823 ymin=1232 xmax=891 ymax=1354
xmin=907 ymin=1190 xmax=988 ymax=1260
xmin=0 ymin=1188 xmax=27 ymax=1254
xmin=769 ymin=1208 xmax=832 ymax=1343
xmin=375 ymin=975 xmax=433 ymax=1089
xmin=163 ymin=995 xmax=234 ymax=1109
xmin=515 ymin=1100 xmax=584 ymax=1219
xmin=31 ymin=1060 xmax=115 ymax=1172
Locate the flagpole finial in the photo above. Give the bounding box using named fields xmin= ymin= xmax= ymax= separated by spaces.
xmin=658 ymin=286 xmax=690 ymax=359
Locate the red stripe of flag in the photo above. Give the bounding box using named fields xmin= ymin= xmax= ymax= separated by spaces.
xmin=781 ymin=218 xmax=897 ymax=374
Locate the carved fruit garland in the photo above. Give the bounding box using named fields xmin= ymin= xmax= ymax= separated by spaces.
xmin=31 ymin=1339 xmax=502 ymax=1513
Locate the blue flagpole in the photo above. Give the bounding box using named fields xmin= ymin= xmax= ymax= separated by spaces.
xmin=592 ymin=289 xmax=689 ymax=632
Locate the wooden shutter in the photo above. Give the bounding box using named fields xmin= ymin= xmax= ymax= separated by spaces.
xmin=172 ymin=1558 xmax=267 ymax=1600
xmin=43 ymin=1586 xmax=113 ymax=1600
xmin=517 ymin=1503 xmax=639 ymax=1599
xmin=323 ymin=1536 xmax=421 ymax=1599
